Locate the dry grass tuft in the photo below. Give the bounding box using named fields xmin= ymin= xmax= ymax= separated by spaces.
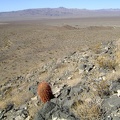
xmin=72 ymin=100 xmax=101 ymax=120
xmin=0 ymin=82 xmax=33 ymax=109
xmin=116 ymin=50 xmax=120 ymax=67
xmin=92 ymin=80 xmax=110 ymax=98
xmin=71 ymin=92 xmax=102 ymax=120
xmin=0 ymin=90 xmax=33 ymax=109
xmin=96 ymin=54 xmax=118 ymax=70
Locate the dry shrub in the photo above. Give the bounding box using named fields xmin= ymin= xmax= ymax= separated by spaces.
xmin=92 ymin=80 xmax=110 ymax=98
xmin=71 ymin=92 xmax=102 ymax=120
xmin=0 ymin=89 xmax=33 ymax=109
xmin=72 ymin=100 xmax=101 ymax=120
xmin=96 ymin=55 xmax=118 ymax=70
xmin=114 ymin=42 xmax=120 ymax=69
xmin=0 ymin=82 xmax=33 ymax=109
xmin=116 ymin=50 xmax=120 ymax=66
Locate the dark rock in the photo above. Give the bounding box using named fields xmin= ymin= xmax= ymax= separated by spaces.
xmin=52 ymin=83 xmax=84 ymax=108
xmin=34 ymin=101 xmax=79 ymax=120
xmin=78 ymin=64 xmax=86 ymax=74
xmin=62 ymin=97 xmax=74 ymax=107
xmin=85 ymin=64 xmax=94 ymax=72
xmin=70 ymin=85 xmax=83 ymax=96
xmin=0 ymin=110 xmax=4 ymax=120
xmin=78 ymin=64 xmax=86 ymax=70
xmin=40 ymin=102 xmax=57 ymax=116
xmin=16 ymin=76 xmax=24 ymax=81
xmin=29 ymin=85 xmax=37 ymax=95
xmin=5 ymin=103 xmax=14 ymax=113
xmin=105 ymin=116 xmax=113 ymax=120
xmin=102 ymin=95 xmax=120 ymax=118
xmin=21 ymin=109 xmax=29 ymax=118
xmin=15 ymin=115 xmax=24 ymax=120
xmin=109 ymin=80 xmax=120 ymax=93
xmin=103 ymin=95 xmax=120 ymax=109
xmin=19 ymin=104 xmax=27 ymax=110
xmin=52 ymin=110 xmax=69 ymax=119
xmin=60 ymin=106 xmax=79 ymax=119
xmin=34 ymin=114 xmax=45 ymax=120
xmin=60 ymin=87 xmax=71 ymax=97
xmin=34 ymin=102 xmax=57 ymax=120
xmin=51 ymin=105 xmax=79 ymax=120
xmin=112 ymin=116 xmax=120 ymax=120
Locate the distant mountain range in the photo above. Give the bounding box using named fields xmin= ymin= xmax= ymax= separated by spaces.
xmin=0 ymin=7 xmax=120 ymax=21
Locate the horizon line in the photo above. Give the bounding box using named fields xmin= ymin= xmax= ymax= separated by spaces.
xmin=1 ymin=7 xmax=120 ymax=13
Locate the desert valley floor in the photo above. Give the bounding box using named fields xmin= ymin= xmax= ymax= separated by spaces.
xmin=1 ymin=17 xmax=120 ymax=83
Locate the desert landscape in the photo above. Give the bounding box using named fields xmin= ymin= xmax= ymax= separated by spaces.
xmin=0 ymin=8 xmax=120 ymax=120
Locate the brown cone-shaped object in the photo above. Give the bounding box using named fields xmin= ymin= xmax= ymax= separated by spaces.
xmin=37 ymin=81 xmax=54 ymax=103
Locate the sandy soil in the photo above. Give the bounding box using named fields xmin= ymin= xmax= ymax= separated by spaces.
xmin=0 ymin=17 xmax=120 ymax=85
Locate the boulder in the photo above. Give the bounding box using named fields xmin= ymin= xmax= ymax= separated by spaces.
xmin=34 ymin=101 xmax=79 ymax=120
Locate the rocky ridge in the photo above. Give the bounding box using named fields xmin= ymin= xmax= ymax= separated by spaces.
xmin=0 ymin=40 xmax=120 ymax=120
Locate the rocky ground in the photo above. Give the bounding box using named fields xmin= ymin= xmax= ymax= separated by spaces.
xmin=0 ymin=38 xmax=120 ymax=120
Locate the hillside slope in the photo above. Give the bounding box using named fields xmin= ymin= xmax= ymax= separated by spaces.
xmin=0 ymin=39 xmax=120 ymax=120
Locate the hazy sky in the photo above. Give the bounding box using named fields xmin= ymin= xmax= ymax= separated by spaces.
xmin=1 ymin=0 xmax=120 ymax=12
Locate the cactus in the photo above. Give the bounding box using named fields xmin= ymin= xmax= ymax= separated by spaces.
xmin=37 ymin=81 xmax=54 ymax=103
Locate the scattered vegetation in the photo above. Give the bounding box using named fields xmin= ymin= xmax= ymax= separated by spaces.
xmin=116 ymin=50 xmax=120 ymax=67
xmin=96 ymin=54 xmax=118 ymax=70
xmin=92 ymin=80 xmax=110 ymax=98
xmin=1 ymin=20 xmax=120 ymax=119
xmin=71 ymin=92 xmax=102 ymax=120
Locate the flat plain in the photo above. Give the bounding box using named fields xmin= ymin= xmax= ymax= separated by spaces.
xmin=1 ymin=17 xmax=120 ymax=83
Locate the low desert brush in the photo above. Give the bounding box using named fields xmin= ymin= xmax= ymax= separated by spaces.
xmin=72 ymin=100 xmax=101 ymax=120
xmin=92 ymin=80 xmax=110 ymax=98
xmin=116 ymin=50 xmax=120 ymax=67
xmin=96 ymin=55 xmax=118 ymax=70
xmin=71 ymin=92 xmax=102 ymax=120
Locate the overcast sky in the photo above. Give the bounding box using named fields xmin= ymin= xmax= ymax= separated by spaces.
xmin=1 ymin=0 xmax=120 ymax=12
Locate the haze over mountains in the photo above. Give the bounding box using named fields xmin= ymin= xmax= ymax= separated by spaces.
xmin=0 ymin=7 xmax=120 ymax=21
